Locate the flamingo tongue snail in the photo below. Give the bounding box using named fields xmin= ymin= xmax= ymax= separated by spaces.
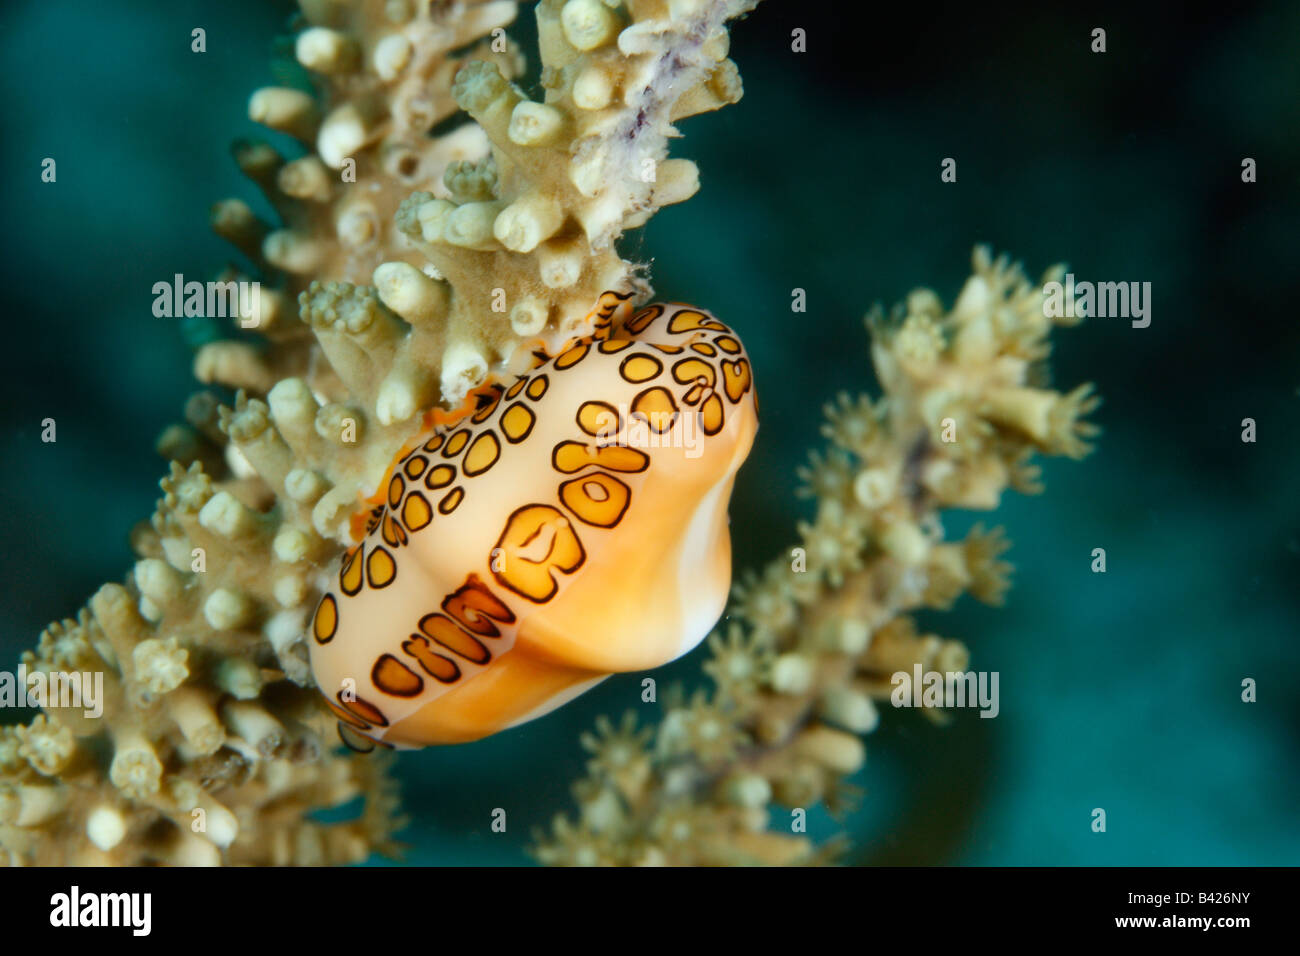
xmin=308 ymin=291 xmax=758 ymax=749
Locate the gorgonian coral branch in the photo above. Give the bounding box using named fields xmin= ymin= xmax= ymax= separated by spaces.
xmin=1 ymin=0 xmax=756 ymax=865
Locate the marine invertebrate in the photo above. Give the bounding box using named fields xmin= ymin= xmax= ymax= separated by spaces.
xmin=313 ymin=292 xmax=756 ymax=747
xmin=535 ymin=248 xmax=1100 ymax=866
xmin=0 ymin=0 xmax=758 ymax=864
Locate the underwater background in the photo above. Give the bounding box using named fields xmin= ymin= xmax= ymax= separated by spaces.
xmin=1 ymin=0 xmax=1297 ymax=865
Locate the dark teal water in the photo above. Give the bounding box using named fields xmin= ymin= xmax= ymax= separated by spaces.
xmin=1 ymin=1 xmax=1297 ymax=865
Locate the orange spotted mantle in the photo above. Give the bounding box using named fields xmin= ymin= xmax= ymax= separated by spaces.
xmin=308 ymin=291 xmax=758 ymax=749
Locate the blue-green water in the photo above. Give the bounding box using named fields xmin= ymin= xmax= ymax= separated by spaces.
xmin=1 ymin=0 xmax=1296 ymax=865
